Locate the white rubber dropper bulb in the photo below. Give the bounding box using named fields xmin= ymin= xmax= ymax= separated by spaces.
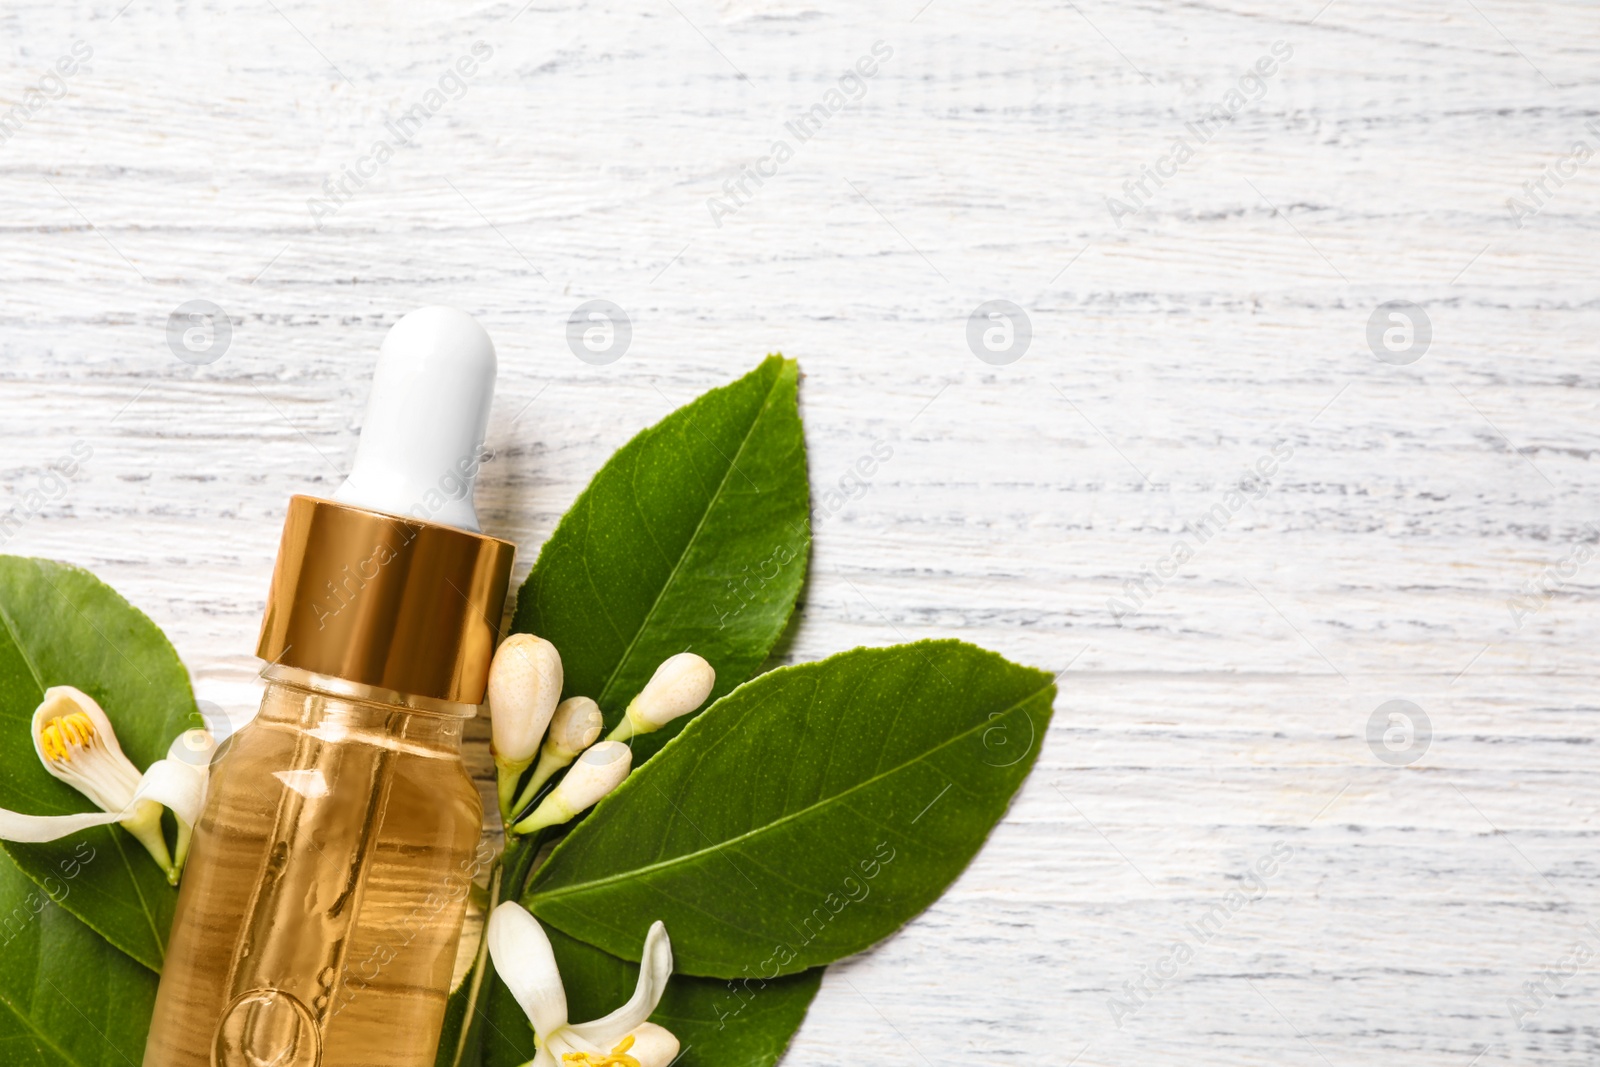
xmin=333 ymin=306 xmax=497 ymax=533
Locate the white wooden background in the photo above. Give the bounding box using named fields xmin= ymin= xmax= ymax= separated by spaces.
xmin=4 ymin=0 xmax=1600 ymax=1063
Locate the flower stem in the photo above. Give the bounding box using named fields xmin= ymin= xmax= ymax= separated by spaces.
xmin=507 ymin=752 xmax=564 ymax=823
xmin=495 ymin=755 xmax=533 ymax=826
xmin=120 ymin=799 xmax=176 ymax=884
xmin=501 ymin=826 xmax=553 ymax=904
xmin=443 ymin=828 xmax=557 ymax=1067
xmin=604 ymin=710 xmax=640 ymax=744
xmin=444 ymin=860 xmax=502 ymax=1067
xmin=172 ymin=818 xmax=194 ymax=879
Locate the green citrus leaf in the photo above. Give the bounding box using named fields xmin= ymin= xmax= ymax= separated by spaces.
xmin=0 ymin=843 xmax=157 ymax=1065
xmin=511 ymin=356 xmax=809 ymax=762
xmin=479 ymin=971 xmax=534 ymax=1067
xmin=525 ymin=640 xmax=1055 ymax=977
xmin=0 ymin=556 xmax=201 ymax=971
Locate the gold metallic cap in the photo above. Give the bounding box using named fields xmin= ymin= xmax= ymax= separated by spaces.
xmin=257 ymin=496 xmax=515 ymax=705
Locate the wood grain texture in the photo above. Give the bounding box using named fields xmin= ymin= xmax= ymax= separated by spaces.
xmin=3 ymin=0 xmax=1599 ymax=1062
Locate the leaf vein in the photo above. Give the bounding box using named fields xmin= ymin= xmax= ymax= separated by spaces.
xmin=530 ymin=684 xmax=1051 ymax=904
xmin=595 ymin=367 xmax=786 ymax=709
xmin=0 ymin=984 xmax=86 ymax=1067
xmin=107 ymin=831 xmax=163 ymax=969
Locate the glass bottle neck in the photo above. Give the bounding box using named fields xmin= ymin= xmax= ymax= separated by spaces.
xmin=258 ymin=663 xmax=473 ymax=756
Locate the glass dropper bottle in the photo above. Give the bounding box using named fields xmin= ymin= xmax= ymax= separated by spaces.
xmin=143 ymin=307 xmax=515 ymax=1067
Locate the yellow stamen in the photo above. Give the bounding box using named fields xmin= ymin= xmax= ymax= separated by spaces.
xmin=562 ymin=1034 xmax=639 ymax=1066
xmin=39 ymin=712 xmax=97 ymax=763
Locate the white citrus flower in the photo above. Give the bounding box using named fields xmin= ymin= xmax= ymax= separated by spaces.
xmin=487 ymin=902 xmax=679 ymax=1067
xmin=0 ymin=686 xmax=211 ymax=884
xmin=162 ymin=727 xmax=216 ymax=874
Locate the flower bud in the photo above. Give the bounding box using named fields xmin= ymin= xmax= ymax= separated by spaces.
xmin=508 ymin=697 xmax=605 ymax=821
xmin=552 ymin=741 xmax=632 ymax=809
xmin=489 ymin=634 xmax=564 ymax=822
xmin=545 ymin=697 xmax=604 ymax=760
xmin=512 ymin=741 xmax=631 ymax=835
xmin=609 ymin=653 xmax=715 ymax=742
